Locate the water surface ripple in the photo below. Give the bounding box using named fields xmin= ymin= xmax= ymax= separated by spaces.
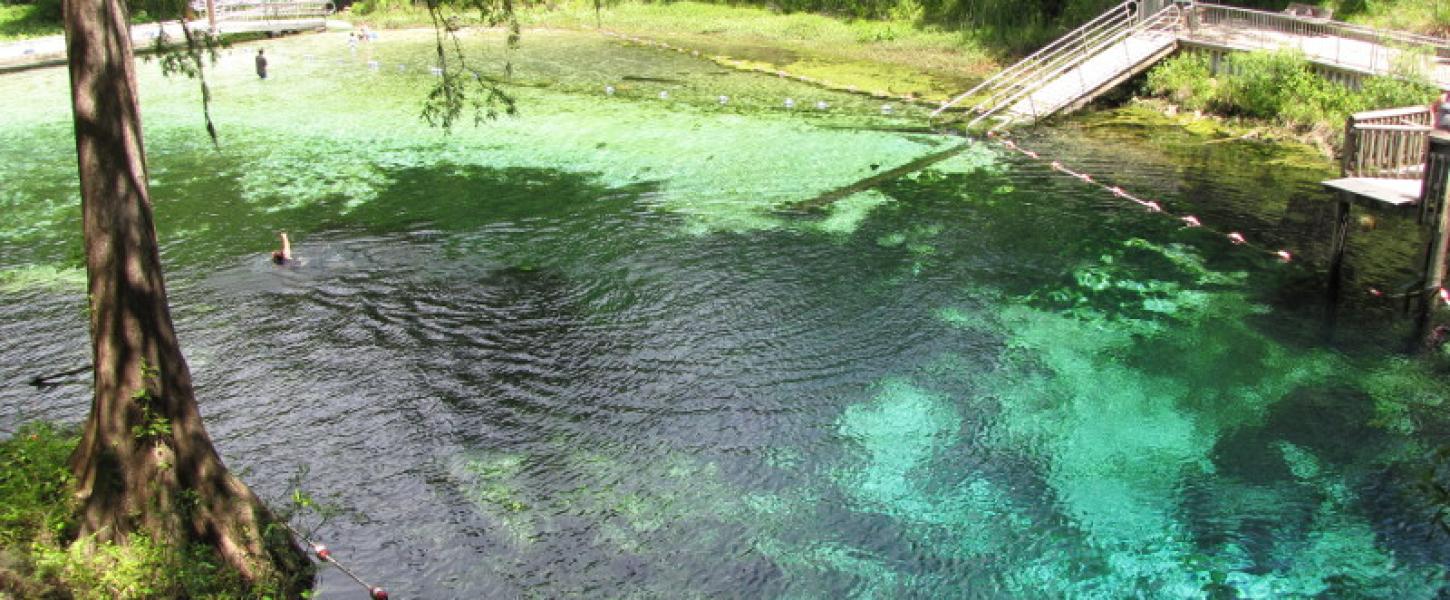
xmin=3 ymin=29 xmax=1449 ymax=598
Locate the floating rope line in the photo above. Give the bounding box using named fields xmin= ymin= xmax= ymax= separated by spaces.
xmin=283 ymin=523 xmax=388 ymax=600
xmin=990 ymin=132 xmax=1450 ymax=306
xmin=989 ymin=131 xmax=1296 ymax=260
xmin=297 ymin=34 xmax=1448 ymax=308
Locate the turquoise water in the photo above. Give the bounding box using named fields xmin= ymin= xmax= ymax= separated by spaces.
xmin=3 ymin=28 xmax=1450 ymax=598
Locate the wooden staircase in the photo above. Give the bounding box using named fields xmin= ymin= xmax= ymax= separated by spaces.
xmin=933 ymin=0 xmax=1182 ymax=130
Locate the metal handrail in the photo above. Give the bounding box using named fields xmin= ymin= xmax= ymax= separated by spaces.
xmin=191 ymin=0 xmax=333 ymax=22
xmin=931 ymin=0 xmax=1137 ymax=119
xmin=961 ymin=11 xmax=1140 ymax=119
xmin=959 ymin=9 xmax=1145 ymax=119
xmin=968 ymin=5 xmax=1181 ymax=128
xmin=1191 ymin=2 xmax=1449 ymax=52
xmin=1187 ymin=2 xmax=1448 ymax=77
xmin=935 ymin=0 xmax=1450 ymax=130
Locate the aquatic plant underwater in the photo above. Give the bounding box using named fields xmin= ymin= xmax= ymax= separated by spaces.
xmin=2 ymin=28 xmax=1449 ymax=597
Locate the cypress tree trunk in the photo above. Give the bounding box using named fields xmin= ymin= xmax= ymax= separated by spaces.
xmin=61 ymin=0 xmax=310 ymax=590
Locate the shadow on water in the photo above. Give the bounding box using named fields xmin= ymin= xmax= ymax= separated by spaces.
xmin=151 ymin=161 xmax=664 ymax=270
xmin=7 ymin=31 xmax=1450 ymax=596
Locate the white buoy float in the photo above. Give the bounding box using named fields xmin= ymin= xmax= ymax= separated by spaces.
xmin=605 ymin=85 xmax=616 ymax=96
xmin=815 ymin=101 xmax=829 ymax=110
xmin=718 ymin=95 xmax=729 ymax=105
xmin=659 ymin=90 xmax=669 ymax=100
xmin=784 ymin=98 xmax=795 ymax=109
xmin=881 ymin=104 xmax=893 ymax=114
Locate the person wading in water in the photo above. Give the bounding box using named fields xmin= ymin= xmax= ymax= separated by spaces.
xmin=256 ymin=49 xmax=268 ymax=79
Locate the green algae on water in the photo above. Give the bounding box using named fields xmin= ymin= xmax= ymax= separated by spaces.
xmin=813 ymin=190 xmax=893 ymax=236
xmin=0 ymin=264 xmax=85 ymax=293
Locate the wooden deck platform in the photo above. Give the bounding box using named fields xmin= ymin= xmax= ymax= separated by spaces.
xmin=1322 ymin=177 xmax=1423 ymax=210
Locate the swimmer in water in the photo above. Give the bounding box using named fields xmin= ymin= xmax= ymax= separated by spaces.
xmin=271 ymin=231 xmax=293 ymax=264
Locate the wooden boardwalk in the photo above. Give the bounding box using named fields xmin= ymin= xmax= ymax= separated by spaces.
xmin=1184 ymin=19 xmax=1450 ymax=87
xmin=191 ymin=0 xmax=333 ymax=34
xmin=936 ymin=0 xmax=1450 ymax=130
xmin=1323 ymin=105 xmax=1439 ymax=210
xmin=1322 ymin=176 xmax=1423 ymax=209
xmin=0 ymin=1 xmax=331 ymax=71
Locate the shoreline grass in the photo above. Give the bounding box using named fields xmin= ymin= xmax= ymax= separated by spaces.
xmin=342 ymin=0 xmax=999 ymax=100
xmin=1335 ymin=0 xmax=1449 ymax=37
xmin=0 ymin=5 xmax=62 ymax=42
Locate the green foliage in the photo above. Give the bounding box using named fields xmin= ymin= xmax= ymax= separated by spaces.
xmin=0 ymin=424 xmax=307 ymax=599
xmin=1144 ymin=48 xmax=1440 ymax=133
xmin=269 ymin=466 xmax=348 ymax=542
xmin=352 ymin=0 xmax=421 ymax=16
xmin=1215 ymin=50 xmax=1320 ymax=120
xmin=1333 ymin=0 xmax=1450 ymax=36
xmin=0 ymin=423 xmax=75 ymax=549
xmin=419 ymin=0 xmax=524 ymax=131
xmin=129 ymin=361 xmax=173 ymax=442
xmin=129 ymin=402 xmax=172 ymax=441
xmin=1145 ymin=51 xmax=1215 ymax=112
xmin=0 ymin=3 xmax=62 ymax=40
xmin=1359 ymin=56 xmax=1441 ymax=108
xmin=32 ymin=531 xmax=256 ymax=600
xmin=0 ymin=422 xmax=73 ymax=597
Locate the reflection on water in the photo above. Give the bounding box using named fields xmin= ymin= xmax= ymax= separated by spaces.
xmin=2 ymin=29 xmax=1449 ymax=598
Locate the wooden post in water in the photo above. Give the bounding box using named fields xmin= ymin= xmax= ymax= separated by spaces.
xmin=1324 ymin=192 xmax=1352 ymax=335
xmin=1324 ymin=108 xmax=1440 ymax=335
xmin=1414 ymin=134 xmax=1450 ymax=347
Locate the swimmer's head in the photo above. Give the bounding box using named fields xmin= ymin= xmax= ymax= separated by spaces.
xmin=271 ymin=251 xmax=287 ymax=264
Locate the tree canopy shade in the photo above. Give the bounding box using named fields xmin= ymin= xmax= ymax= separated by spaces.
xmin=60 ymin=0 xmax=309 ymax=592
xmin=52 ymin=0 xmax=527 ymax=590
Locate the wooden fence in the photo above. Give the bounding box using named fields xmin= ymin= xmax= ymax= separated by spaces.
xmin=1342 ymin=105 xmax=1433 ymax=179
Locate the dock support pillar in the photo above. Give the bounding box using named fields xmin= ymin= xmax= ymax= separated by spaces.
xmin=1326 ymin=193 xmax=1352 ymax=305
xmin=1414 ymin=134 xmax=1450 ymax=350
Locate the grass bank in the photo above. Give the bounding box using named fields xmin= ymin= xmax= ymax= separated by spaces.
xmin=0 ymin=423 xmax=302 ymax=599
xmin=0 ymin=4 xmax=61 ymax=41
xmin=344 ymin=0 xmax=997 ymax=102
